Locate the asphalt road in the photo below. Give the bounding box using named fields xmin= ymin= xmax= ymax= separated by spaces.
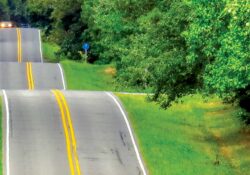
xmin=0 ymin=28 xmax=43 ymax=62
xmin=0 ymin=62 xmax=65 ymax=90
xmin=1 ymin=27 xmax=146 ymax=175
xmin=3 ymin=91 xmax=144 ymax=175
xmin=0 ymin=28 xmax=17 ymax=62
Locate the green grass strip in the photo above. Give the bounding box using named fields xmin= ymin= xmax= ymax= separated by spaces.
xmin=61 ymin=60 xmax=116 ymax=91
xmin=42 ymin=42 xmax=61 ymax=63
xmin=60 ymin=60 xmax=152 ymax=92
xmin=116 ymin=94 xmax=248 ymax=175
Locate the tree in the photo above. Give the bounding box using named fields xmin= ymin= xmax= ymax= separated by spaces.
xmin=184 ymin=0 xmax=250 ymax=122
xmin=116 ymin=1 xmax=193 ymax=106
xmin=20 ymin=0 xmax=250 ymax=123
xmin=26 ymin=0 xmax=86 ymax=59
xmin=0 ymin=0 xmax=9 ymax=20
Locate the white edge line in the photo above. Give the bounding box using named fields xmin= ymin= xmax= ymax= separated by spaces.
xmin=57 ymin=63 xmax=66 ymax=90
xmin=38 ymin=30 xmax=44 ymax=63
xmin=106 ymin=92 xmax=147 ymax=175
xmin=2 ymin=90 xmax=10 ymax=175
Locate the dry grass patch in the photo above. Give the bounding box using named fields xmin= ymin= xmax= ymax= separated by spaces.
xmin=104 ymin=67 xmax=116 ymax=76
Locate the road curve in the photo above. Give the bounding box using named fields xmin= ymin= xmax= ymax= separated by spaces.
xmin=0 ymin=28 xmax=43 ymax=62
xmin=3 ymin=90 xmax=145 ymax=175
xmin=0 ymin=62 xmax=65 ymax=90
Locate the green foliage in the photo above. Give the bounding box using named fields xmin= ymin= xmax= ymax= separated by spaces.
xmin=60 ymin=60 xmax=152 ymax=92
xmin=18 ymin=0 xmax=250 ymax=123
xmin=82 ymin=0 xmax=249 ymax=122
xmin=81 ymin=0 xmax=135 ymax=63
xmin=185 ymin=0 xmax=250 ymax=95
xmin=26 ymin=0 xmax=53 ymax=32
xmin=0 ymin=0 xmax=9 ymax=20
xmin=82 ymin=1 xmax=194 ymax=101
xmin=6 ymin=0 xmax=29 ymax=23
xmin=26 ymin=0 xmax=86 ymax=59
xmin=184 ymin=0 xmax=250 ymax=121
xmin=43 ymin=42 xmax=152 ymax=92
xmin=42 ymin=42 xmax=61 ymax=62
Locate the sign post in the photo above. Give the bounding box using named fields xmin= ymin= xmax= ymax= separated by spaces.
xmin=82 ymin=42 xmax=90 ymax=62
xmin=82 ymin=43 xmax=90 ymax=54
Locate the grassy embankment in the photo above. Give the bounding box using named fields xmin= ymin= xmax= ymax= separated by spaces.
xmin=43 ymin=42 xmax=250 ymax=174
xmin=42 ymin=42 xmax=61 ymax=63
xmin=42 ymin=42 xmax=151 ymax=92
xmin=117 ymin=94 xmax=250 ymax=175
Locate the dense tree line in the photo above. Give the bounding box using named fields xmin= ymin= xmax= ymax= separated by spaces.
xmin=1 ymin=0 xmax=250 ymax=123
xmin=0 ymin=0 xmax=28 ymax=22
xmin=0 ymin=0 xmax=9 ymax=20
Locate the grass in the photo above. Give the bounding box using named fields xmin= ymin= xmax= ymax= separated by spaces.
xmin=43 ymin=42 xmax=151 ymax=92
xmin=0 ymin=98 xmax=2 ymax=175
xmin=117 ymin=94 xmax=250 ymax=175
xmin=61 ymin=60 xmax=152 ymax=92
xmin=43 ymin=42 xmax=250 ymax=174
xmin=61 ymin=60 xmax=117 ymax=91
xmin=42 ymin=42 xmax=61 ymax=63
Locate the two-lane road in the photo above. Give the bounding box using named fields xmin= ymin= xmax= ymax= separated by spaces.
xmin=0 ymin=28 xmax=43 ymax=62
xmin=3 ymin=91 xmax=146 ymax=175
xmin=1 ymin=27 xmax=147 ymax=175
xmin=0 ymin=62 xmax=65 ymax=90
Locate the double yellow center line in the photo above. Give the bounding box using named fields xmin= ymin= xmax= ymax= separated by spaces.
xmin=16 ymin=28 xmax=22 ymax=63
xmin=16 ymin=29 xmax=35 ymax=90
xmin=52 ymin=90 xmax=82 ymax=175
xmin=26 ymin=62 xmax=35 ymax=90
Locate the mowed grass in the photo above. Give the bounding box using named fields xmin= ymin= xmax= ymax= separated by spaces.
xmin=61 ymin=60 xmax=116 ymax=91
xmin=43 ymin=42 xmax=151 ymax=92
xmin=61 ymin=60 xmax=152 ymax=92
xmin=42 ymin=42 xmax=61 ymax=63
xmin=117 ymin=94 xmax=250 ymax=175
xmin=0 ymin=98 xmax=2 ymax=175
xmin=43 ymin=42 xmax=116 ymax=90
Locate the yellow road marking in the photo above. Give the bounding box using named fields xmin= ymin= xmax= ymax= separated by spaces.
xmin=26 ymin=63 xmax=30 ymax=89
xmin=52 ymin=90 xmax=82 ymax=175
xmin=16 ymin=28 xmax=22 ymax=62
xmin=29 ymin=63 xmax=35 ymax=89
xmin=56 ymin=90 xmax=81 ymax=175
xmin=16 ymin=28 xmax=19 ymax=62
xmin=26 ymin=62 xmax=35 ymax=90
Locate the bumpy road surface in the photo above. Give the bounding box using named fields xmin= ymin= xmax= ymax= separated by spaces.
xmin=0 ymin=27 xmax=146 ymax=175
xmin=0 ymin=28 xmax=43 ymax=62
xmin=0 ymin=62 xmax=65 ymax=89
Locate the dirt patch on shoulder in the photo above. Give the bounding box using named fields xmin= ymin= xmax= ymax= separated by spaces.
xmin=220 ymin=146 xmax=232 ymax=157
xmin=104 ymin=67 xmax=116 ymax=76
xmin=239 ymin=128 xmax=250 ymax=147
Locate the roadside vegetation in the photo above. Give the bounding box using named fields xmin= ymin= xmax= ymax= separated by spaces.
xmin=61 ymin=60 xmax=115 ymax=91
xmin=2 ymin=0 xmax=249 ymax=122
xmin=0 ymin=0 xmax=8 ymax=20
xmin=42 ymin=40 xmax=250 ymax=175
xmin=118 ymin=94 xmax=250 ymax=175
xmin=13 ymin=0 xmax=249 ymax=122
xmin=43 ymin=42 xmax=152 ymax=92
xmin=42 ymin=41 xmax=250 ymax=174
xmin=42 ymin=42 xmax=60 ymax=63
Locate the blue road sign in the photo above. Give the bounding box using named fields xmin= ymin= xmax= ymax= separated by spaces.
xmin=82 ymin=43 xmax=90 ymax=51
